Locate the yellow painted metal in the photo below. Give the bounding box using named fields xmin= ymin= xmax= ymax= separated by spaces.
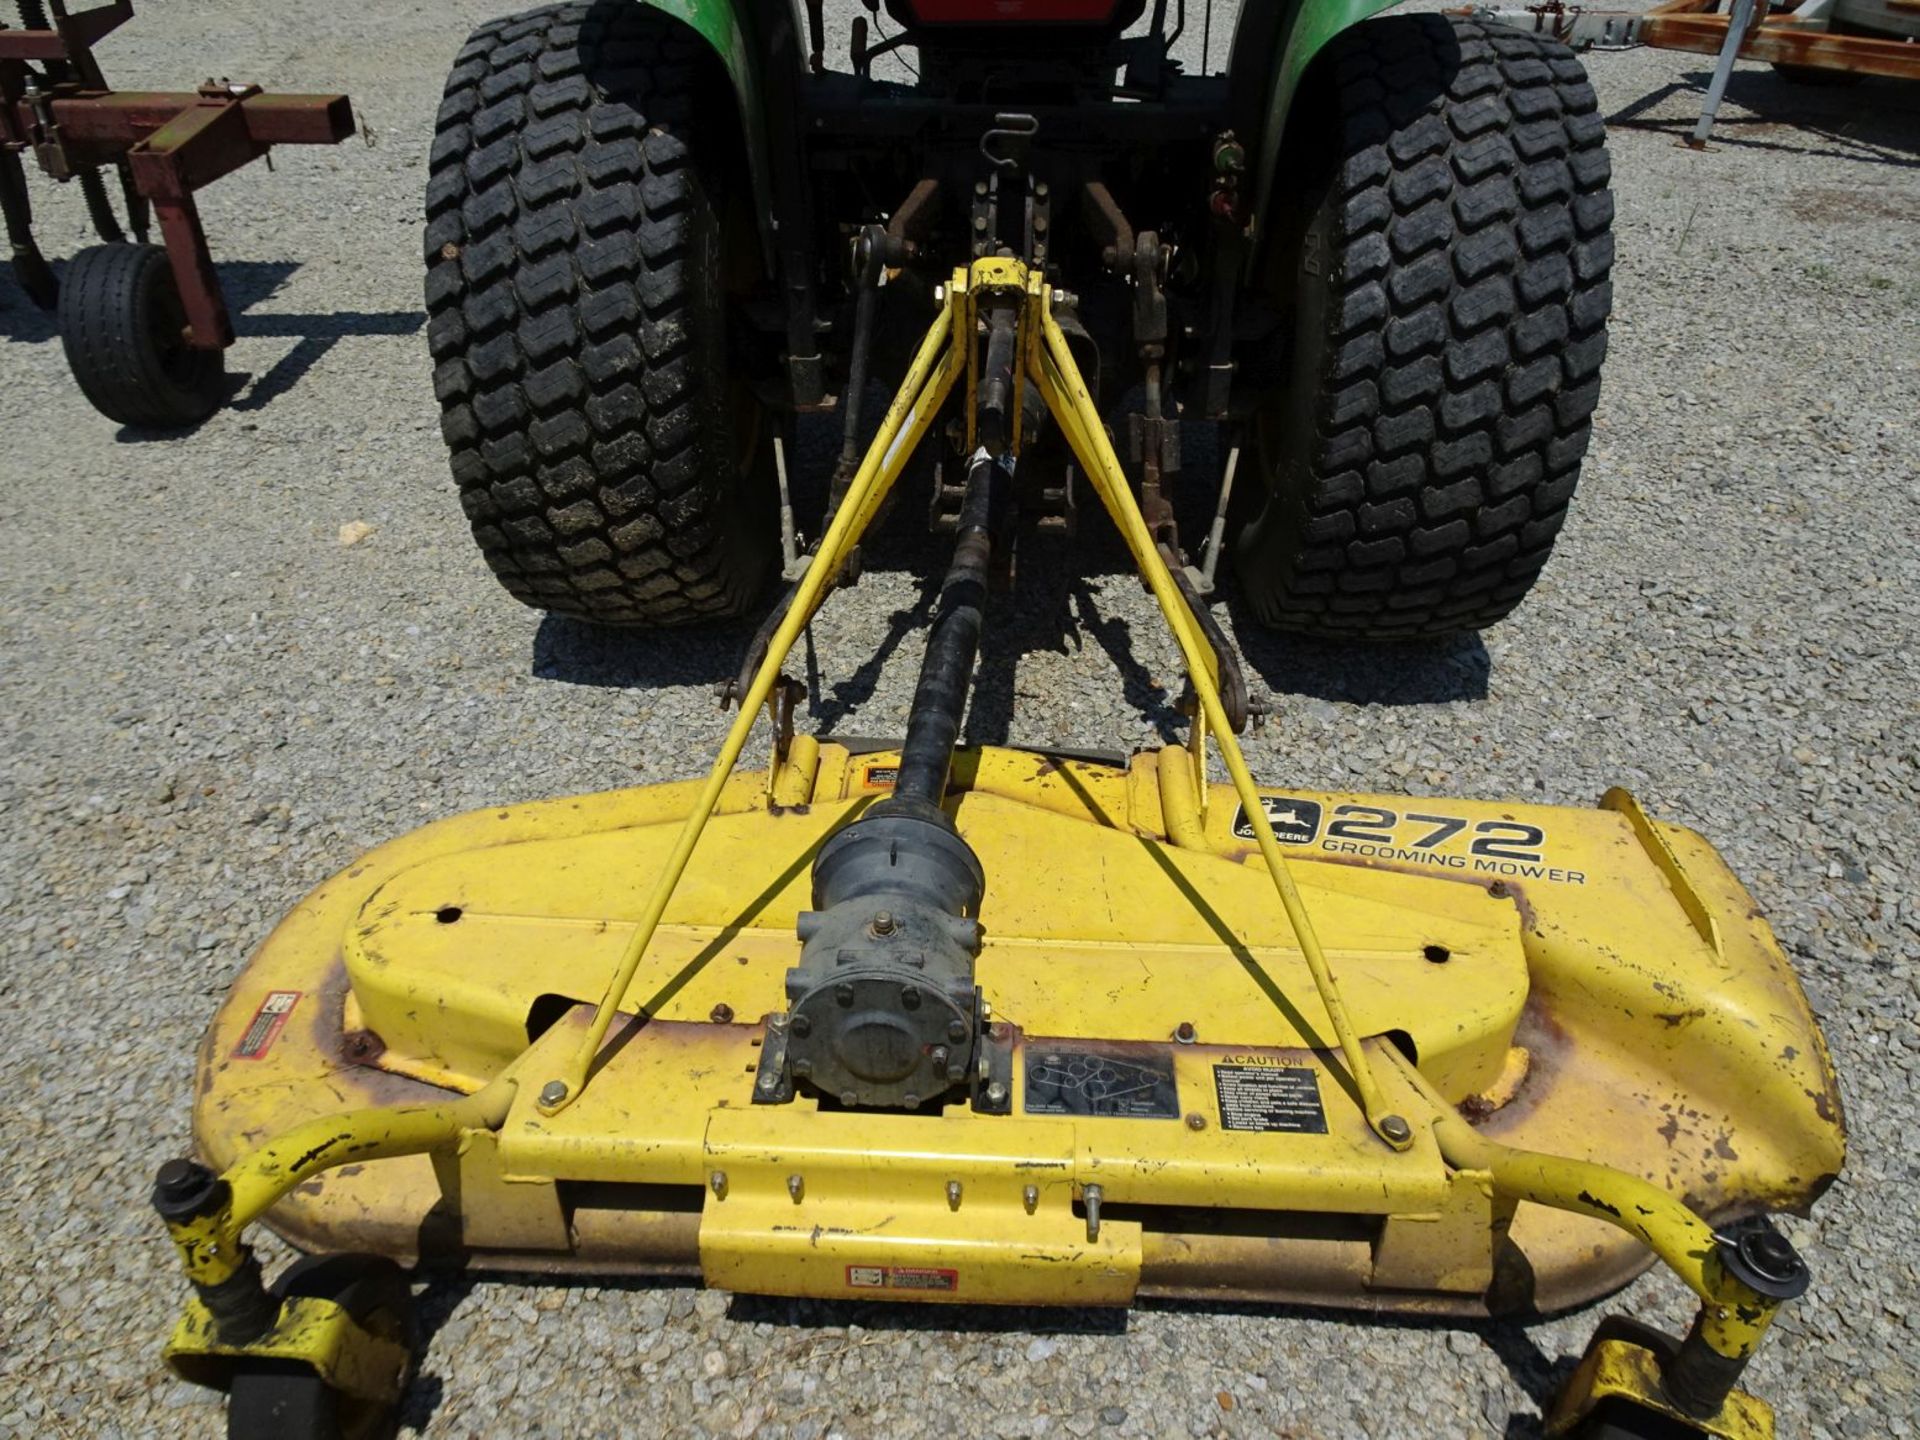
xmin=224 ymin=1081 xmax=516 ymax=1231
xmin=1025 ymin=278 xmax=1405 ymax=1149
xmin=345 ymin=765 xmax=1528 ymax=1098
xmin=165 ymin=1295 xmax=411 ymax=1403
xmin=698 ymin=1105 xmax=1142 ymax=1305
xmin=188 ymin=739 xmax=1843 ymax=1318
xmin=169 ymin=253 xmax=1844 ymax=1399
xmin=1544 ymin=1334 xmax=1775 ymax=1439
xmin=1605 ymin=786 xmax=1725 ymax=958
xmin=537 ymin=268 xmax=969 ymax=1116
xmin=1404 ymin=1053 xmax=1784 ymax=1360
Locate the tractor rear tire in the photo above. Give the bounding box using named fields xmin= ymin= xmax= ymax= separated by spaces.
xmin=425 ymin=3 xmax=774 ymax=627
xmin=1236 ymin=15 xmax=1613 ymax=641
xmin=58 ymin=243 xmax=225 ymax=428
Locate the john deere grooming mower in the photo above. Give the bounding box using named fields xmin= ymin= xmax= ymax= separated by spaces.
xmin=153 ymin=3 xmax=1844 ymax=1437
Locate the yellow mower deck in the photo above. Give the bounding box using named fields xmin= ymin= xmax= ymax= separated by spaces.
xmin=193 ymin=740 xmax=1841 ymax=1314
xmin=159 ymin=260 xmax=1843 ymax=1437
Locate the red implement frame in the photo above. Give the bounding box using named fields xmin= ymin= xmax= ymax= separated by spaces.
xmin=0 ymin=0 xmax=354 ymax=348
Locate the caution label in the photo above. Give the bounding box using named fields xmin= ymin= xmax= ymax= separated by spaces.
xmin=1212 ymin=1063 xmax=1328 ymax=1134
xmin=233 ymin=990 xmax=300 ymax=1060
xmin=846 ymin=1264 xmax=957 ymax=1293
xmin=861 ymin=763 xmax=899 ymax=791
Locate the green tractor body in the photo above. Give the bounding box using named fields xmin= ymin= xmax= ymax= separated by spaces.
xmin=426 ymin=0 xmax=1612 ymax=638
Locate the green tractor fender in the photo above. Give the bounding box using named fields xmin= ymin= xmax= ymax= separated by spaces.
xmin=645 ymin=0 xmax=1413 ymax=271
xmin=635 ymin=0 xmax=778 ymax=264
xmin=1231 ymin=0 xmax=1403 ymax=250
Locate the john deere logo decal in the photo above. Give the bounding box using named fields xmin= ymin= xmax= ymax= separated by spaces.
xmin=1232 ymin=797 xmax=1322 ymax=844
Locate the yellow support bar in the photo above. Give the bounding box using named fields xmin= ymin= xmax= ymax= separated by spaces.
xmin=537 ymin=266 xmax=970 ymax=1114
xmin=1025 ymin=280 xmax=1408 ymax=1150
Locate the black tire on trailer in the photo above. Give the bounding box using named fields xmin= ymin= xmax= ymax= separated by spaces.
xmin=57 ymin=242 xmax=225 ymax=428
xmin=425 ymin=3 xmax=774 ymax=627
xmin=1235 ymin=14 xmax=1613 ymax=641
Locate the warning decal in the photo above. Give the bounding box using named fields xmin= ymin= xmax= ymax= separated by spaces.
xmin=1024 ymin=1043 xmax=1180 ymax=1120
xmin=846 ymin=1264 xmax=958 ymax=1293
xmin=861 ymin=763 xmax=899 ymax=791
xmin=233 ymin=990 xmax=301 ymax=1060
xmin=1212 ymin=1063 xmax=1328 ymax=1134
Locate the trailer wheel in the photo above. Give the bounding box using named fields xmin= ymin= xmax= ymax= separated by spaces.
xmin=1236 ymin=15 xmax=1613 ymax=641
xmin=58 ymin=243 xmax=225 ymax=428
xmin=425 ymin=4 xmax=774 ymax=628
xmin=226 ymin=1255 xmax=416 ymax=1440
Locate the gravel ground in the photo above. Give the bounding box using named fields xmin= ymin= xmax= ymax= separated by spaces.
xmin=2 ymin=3 xmax=1917 ymax=1437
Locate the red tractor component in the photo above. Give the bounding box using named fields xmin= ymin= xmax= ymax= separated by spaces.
xmin=0 ymin=0 xmax=353 ymax=425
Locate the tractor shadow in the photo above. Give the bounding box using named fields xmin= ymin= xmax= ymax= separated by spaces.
xmin=1604 ymin=68 xmax=1920 ymax=168
xmin=532 ymin=610 xmax=765 ymax=690
xmin=527 ymin=411 xmax=1487 ymax=714
xmin=0 ymin=267 xmax=59 ymax=343
xmin=403 ymin=1268 xmax=1585 ymax=1434
xmin=224 ymin=262 xmax=426 ymax=414
xmin=1228 ymin=609 xmax=1492 ymax=708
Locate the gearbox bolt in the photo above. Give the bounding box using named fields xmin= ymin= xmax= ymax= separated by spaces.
xmin=789 ymin=1014 xmax=811 ymax=1038
xmin=871 ymin=909 xmax=897 ymax=936
xmin=835 ymin=983 xmax=854 ymax=1007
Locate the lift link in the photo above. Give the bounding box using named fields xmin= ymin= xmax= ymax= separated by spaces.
xmin=534 ymin=271 xmax=971 ymax=1116
xmin=150 ymin=1079 xmax=517 ymax=1396
xmin=528 ymin=258 xmax=1404 ymax=1144
xmin=1019 ymin=270 xmax=1410 ymax=1150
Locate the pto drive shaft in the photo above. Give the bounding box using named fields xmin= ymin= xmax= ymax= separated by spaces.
xmin=771 ymin=451 xmax=1004 ymax=1112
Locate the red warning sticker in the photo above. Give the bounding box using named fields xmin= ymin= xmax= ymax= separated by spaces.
xmin=860 ymin=763 xmax=899 ymax=792
xmin=845 ymin=1264 xmax=958 ymax=1293
xmin=233 ymin=990 xmax=301 ymax=1059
